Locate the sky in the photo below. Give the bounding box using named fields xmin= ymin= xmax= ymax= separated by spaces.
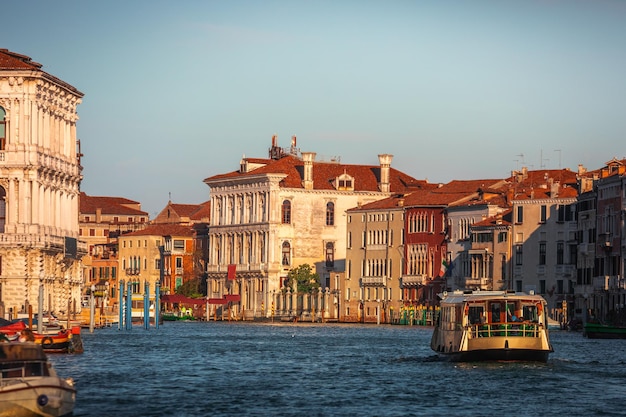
xmin=4 ymin=1 xmax=626 ymax=217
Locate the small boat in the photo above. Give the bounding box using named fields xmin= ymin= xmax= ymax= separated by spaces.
xmin=0 ymin=342 xmax=75 ymax=417
xmin=430 ymin=290 xmax=553 ymax=362
xmin=583 ymin=321 xmax=626 ymax=339
xmin=0 ymin=321 xmax=83 ymax=354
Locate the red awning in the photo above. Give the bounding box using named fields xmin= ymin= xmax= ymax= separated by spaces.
xmin=160 ymin=294 xmax=205 ymax=305
xmin=208 ymin=298 xmax=228 ymax=305
xmin=224 ymin=294 xmax=241 ymax=302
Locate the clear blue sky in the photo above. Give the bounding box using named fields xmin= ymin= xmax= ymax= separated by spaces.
xmin=4 ymin=1 xmax=626 ymax=216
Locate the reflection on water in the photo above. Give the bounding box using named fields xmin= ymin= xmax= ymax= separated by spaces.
xmin=49 ymin=322 xmax=626 ymax=417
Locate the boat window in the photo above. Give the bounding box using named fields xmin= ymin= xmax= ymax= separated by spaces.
xmin=468 ymin=306 xmax=484 ymax=324
xmin=491 ymin=303 xmax=502 ymax=323
xmin=506 ymin=302 xmax=518 ymax=321
xmin=523 ymin=305 xmax=538 ymax=322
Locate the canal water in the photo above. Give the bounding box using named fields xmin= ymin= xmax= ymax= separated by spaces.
xmin=50 ymin=322 xmax=626 ymax=417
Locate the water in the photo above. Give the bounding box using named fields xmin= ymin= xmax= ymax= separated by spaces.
xmin=49 ymin=322 xmax=626 ymax=417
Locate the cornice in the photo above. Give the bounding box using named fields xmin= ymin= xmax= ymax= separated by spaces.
xmin=513 ymin=197 xmax=577 ymax=205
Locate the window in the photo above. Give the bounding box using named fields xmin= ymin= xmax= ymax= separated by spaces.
xmin=326 ymin=242 xmax=334 ymax=268
xmin=282 ymin=200 xmax=291 ymax=224
xmin=539 ymin=242 xmax=546 ymax=265
xmin=0 ymin=106 xmax=5 ymax=150
xmin=173 ymin=239 xmax=185 ymax=250
xmin=540 ymin=205 xmax=547 ymax=223
xmin=281 ymin=241 xmax=291 ymax=266
xmin=515 ymin=245 xmax=523 ymax=266
xmin=556 ymin=242 xmax=564 ymax=265
xmin=516 ymin=206 xmax=523 ymax=224
xmin=326 ymin=202 xmax=334 ymax=226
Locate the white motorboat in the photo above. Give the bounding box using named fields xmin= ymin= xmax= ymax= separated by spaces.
xmin=0 ymin=342 xmax=75 ymax=417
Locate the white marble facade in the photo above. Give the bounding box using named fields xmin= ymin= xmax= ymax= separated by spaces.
xmin=0 ymin=51 xmax=85 ymax=319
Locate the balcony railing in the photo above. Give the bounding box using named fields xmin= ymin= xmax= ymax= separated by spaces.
xmin=206 ymin=263 xmax=266 ymax=273
xmin=361 ymin=276 xmax=387 ymax=286
xmin=401 ymin=275 xmax=426 ymax=286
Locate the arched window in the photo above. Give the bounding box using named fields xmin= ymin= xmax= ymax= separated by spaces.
xmin=282 ymin=200 xmax=291 ymax=224
xmin=282 ymin=241 xmax=291 ymax=266
xmin=326 ymin=202 xmax=334 ymax=226
xmin=0 ymin=106 xmax=6 ymax=151
xmin=325 ymin=242 xmax=334 ymax=268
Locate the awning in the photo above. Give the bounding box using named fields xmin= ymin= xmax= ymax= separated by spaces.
xmin=208 ymin=298 xmax=228 ymax=305
xmin=224 ymin=294 xmax=241 ymax=302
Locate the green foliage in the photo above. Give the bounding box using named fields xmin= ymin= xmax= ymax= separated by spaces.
xmin=284 ymin=264 xmax=321 ymax=293
xmin=175 ymin=275 xmax=206 ymax=298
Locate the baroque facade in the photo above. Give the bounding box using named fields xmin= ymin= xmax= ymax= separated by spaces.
xmin=203 ymin=135 xmax=425 ymax=320
xmin=0 ymin=49 xmax=86 ymax=319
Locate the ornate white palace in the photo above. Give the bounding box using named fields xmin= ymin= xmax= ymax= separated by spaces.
xmin=0 ymin=49 xmax=86 ymax=319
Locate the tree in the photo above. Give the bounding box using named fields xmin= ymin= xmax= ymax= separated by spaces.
xmin=284 ymin=264 xmax=321 ymax=293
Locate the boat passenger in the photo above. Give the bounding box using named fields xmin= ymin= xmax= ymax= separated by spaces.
xmin=19 ymin=329 xmax=35 ymax=342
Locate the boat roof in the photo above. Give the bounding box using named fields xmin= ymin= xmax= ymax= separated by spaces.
xmin=439 ymin=290 xmax=546 ymax=305
xmin=0 ymin=342 xmax=47 ymax=361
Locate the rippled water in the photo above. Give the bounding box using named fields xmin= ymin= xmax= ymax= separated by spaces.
xmin=49 ymin=322 xmax=626 ymax=417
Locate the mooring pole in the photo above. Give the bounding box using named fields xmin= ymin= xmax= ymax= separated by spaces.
xmin=144 ymin=280 xmax=150 ymax=330
xmin=126 ymin=281 xmax=132 ymax=330
xmin=118 ymin=280 xmax=125 ymax=330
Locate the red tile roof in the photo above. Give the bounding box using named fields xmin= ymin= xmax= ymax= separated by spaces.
xmin=80 ymin=192 xmax=148 ymax=216
xmin=205 ymin=154 xmax=426 ymax=193
xmin=190 ymin=201 xmax=211 ymax=221
xmin=0 ymin=49 xmax=83 ymax=96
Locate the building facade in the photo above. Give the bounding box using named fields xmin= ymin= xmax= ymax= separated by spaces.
xmin=79 ymin=192 xmax=149 ymax=310
xmin=510 ymin=168 xmax=580 ymax=320
xmin=345 ymin=196 xmax=406 ymax=323
xmin=203 ymin=136 xmax=426 ymax=320
xmin=0 ymin=49 xmax=86 ymax=319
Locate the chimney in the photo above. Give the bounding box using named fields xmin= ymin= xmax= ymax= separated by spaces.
xmin=240 ymin=155 xmax=248 ymax=173
xmin=378 ymin=154 xmax=393 ymax=193
xmin=302 ymin=152 xmax=316 ymax=190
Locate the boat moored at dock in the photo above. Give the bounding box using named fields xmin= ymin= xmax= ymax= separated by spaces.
xmin=430 ymin=290 xmax=553 ymax=362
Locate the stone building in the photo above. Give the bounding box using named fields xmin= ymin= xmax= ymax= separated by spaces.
xmin=203 ymin=135 xmax=426 ymax=320
xmin=510 ymin=167 xmax=580 ymax=318
xmin=0 ymin=49 xmax=85 ymax=319
xmin=344 ymin=194 xmax=409 ymax=323
xmin=79 ymin=192 xmax=149 ymax=310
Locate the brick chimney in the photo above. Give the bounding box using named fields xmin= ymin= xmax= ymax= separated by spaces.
xmin=378 ymin=154 xmax=393 ymax=193
xmin=302 ymin=152 xmax=316 ymax=190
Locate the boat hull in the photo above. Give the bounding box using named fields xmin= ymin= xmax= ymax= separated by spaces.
xmin=436 ymin=346 xmax=550 ymax=362
xmin=0 ymin=377 xmax=75 ymax=417
xmin=584 ymin=323 xmax=626 ymax=339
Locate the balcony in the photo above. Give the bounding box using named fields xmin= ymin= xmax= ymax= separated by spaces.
xmin=361 ymin=276 xmax=387 ymax=287
xmin=206 ymin=263 xmax=266 ymax=273
xmin=125 ymin=268 xmax=140 ymax=276
xmin=401 ymin=275 xmax=426 ymax=286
